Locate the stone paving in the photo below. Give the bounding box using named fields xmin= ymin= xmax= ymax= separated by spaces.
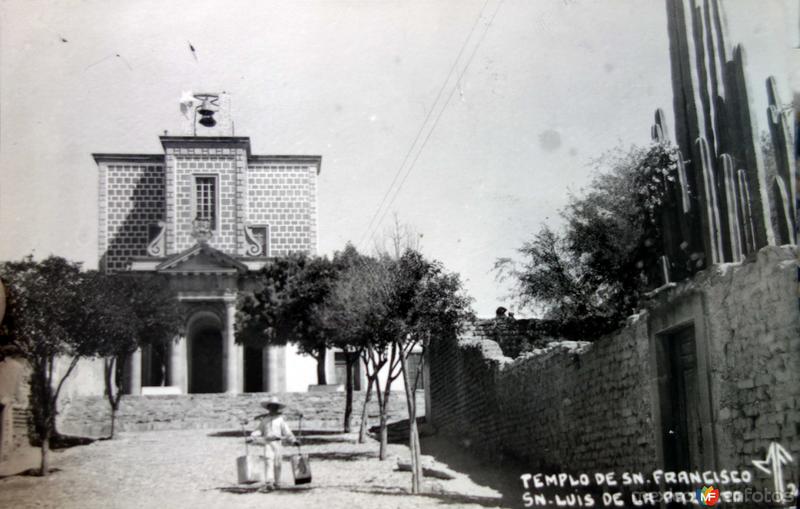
xmin=0 ymin=428 xmax=520 ymax=509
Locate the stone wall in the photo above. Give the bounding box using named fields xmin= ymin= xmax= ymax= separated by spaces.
xmin=686 ymin=246 xmax=799 ymax=469
xmin=58 ymin=391 xmax=424 ymax=438
xmin=0 ymin=358 xmax=31 ymax=461
xmin=247 ymin=163 xmax=318 ymax=256
xmin=101 ymin=163 xmax=165 ymax=272
xmin=430 ymin=245 xmax=799 ymax=483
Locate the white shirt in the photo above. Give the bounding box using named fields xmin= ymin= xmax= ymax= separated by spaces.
xmin=251 ymin=414 xmax=296 ymax=442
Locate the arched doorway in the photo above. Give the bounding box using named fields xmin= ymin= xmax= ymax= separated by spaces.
xmin=187 ymin=312 xmax=224 ymax=393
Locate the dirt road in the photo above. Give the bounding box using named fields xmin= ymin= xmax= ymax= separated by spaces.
xmin=0 ymin=428 xmax=520 ymax=509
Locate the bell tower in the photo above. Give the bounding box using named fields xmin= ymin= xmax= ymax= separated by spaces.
xmin=179 ymin=91 xmax=234 ymax=137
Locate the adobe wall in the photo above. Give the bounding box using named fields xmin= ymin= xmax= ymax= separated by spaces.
xmin=429 ymin=245 xmax=799 ymax=482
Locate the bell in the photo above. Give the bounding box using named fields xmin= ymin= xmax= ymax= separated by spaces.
xmin=197 ymin=108 xmax=214 ymax=117
xmin=198 ymin=115 xmax=216 ymax=127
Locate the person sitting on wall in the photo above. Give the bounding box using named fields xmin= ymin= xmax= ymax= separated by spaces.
xmin=247 ymin=396 xmax=299 ymax=492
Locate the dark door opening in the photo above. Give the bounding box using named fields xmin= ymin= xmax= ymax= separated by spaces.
xmin=190 ymin=328 xmax=223 ymax=393
xmin=244 ymin=346 xmax=264 ymax=393
xmin=659 ymin=325 xmax=703 ymax=507
xmin=143 ymin=342 xmax=168 ymax=387
xmin=662 ymin=326 xmax=702 ymax=471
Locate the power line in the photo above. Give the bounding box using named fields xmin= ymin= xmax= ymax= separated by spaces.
xmin=356 ymin=0 xmax=492 ymax=249
xmin=364 ymin=0 xmax=505 ymax=247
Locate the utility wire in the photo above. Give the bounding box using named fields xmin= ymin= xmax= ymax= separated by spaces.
xmin=356 ymin=0 xmax=491 ymax=249
xmin=364 ymin=0 xmax=505 ymax=247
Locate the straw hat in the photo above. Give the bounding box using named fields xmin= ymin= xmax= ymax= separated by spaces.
xmin=260 ymin=396 xmax=286 ymax=411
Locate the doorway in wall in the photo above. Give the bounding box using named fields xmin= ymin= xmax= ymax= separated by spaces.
xmin=244 ymin=346 xmax=264 ymax=393
xmin=660 ymin=325 xmax=703 ymax=471
xmin=189 ymin=327 xmax=224 ymax=393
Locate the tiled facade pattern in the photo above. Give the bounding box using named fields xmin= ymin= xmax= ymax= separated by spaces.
xmin=102 ymin=165 xmax=165 ymax=272
xmin=98 ymin=141 xmax=318 ymax=270
xmin=172 ymin=155 xmax=238 ymax=253
xmin=247 ymin=164 xmax=317 ymax=256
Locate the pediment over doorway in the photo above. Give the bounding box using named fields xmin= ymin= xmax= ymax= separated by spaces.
xmin=156 ymin=243 xmax=248 ymax=275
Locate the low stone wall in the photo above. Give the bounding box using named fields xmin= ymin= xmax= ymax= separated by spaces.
xmin=58 ymin=390 xmax=424 ymax=438
xmin=430 ymin=245 xmax=799 ymax=482
xmin=430 ymin=320 xmax=655 ymax=473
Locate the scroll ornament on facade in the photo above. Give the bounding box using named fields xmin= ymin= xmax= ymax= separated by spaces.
xmin=146 ymin=221 xmax=166 ymax=257
xmin=244 ymin=224 xmax=264 ymax=257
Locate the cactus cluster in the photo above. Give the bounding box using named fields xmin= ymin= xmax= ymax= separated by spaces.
xmin=650 ymin=0 xmax=797 ymax=285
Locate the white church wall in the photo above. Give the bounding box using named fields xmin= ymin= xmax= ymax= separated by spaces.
xmin=284 ymin=344 xmax=323 ymax=392
xmin=56 ymin=357 xmax=106 ymax=400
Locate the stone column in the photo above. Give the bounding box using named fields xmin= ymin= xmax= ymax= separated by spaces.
xmin=224 ymin=297 xmax=240 ymax=394
xmin=236 ymin=342 xmax=244 ymax=394
xmin=262 ymin=346 xmax=272 ymax=393
xmin=262 ymin=346 xmax=286 ymax=393
xmin=169 ymin=335 xmax=187 ymax=393
xmin=129 ymin=348 xmax=142 ymax=395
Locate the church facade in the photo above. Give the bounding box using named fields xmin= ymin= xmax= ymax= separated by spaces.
xmin=92 ymin=92 xmax=322 ymax=394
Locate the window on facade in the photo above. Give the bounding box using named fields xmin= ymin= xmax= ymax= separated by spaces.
xmin=195 ymin=176 xmax=217 ymax=227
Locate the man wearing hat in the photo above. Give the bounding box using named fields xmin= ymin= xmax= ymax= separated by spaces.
xmin=248 ymin=396 xmax=299 ymax=491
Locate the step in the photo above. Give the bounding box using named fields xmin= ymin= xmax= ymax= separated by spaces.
xmin=57 ymin=391 xmax=425 ymax=438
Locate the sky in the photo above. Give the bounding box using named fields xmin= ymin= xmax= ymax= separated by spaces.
xmin=0 ymin=0 xmax=797 ymax=317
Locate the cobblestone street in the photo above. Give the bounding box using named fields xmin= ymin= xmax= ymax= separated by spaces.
xmin=0 ymin=429 xmax=519 ymax=509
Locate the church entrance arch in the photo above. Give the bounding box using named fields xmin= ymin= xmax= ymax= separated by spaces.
xmin=186 ymin=311 xmax=224 ymax=393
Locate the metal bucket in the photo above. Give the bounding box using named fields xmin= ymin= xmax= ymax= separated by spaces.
xmin=237 ymin=454 xmax=266 ymax=484
xmin=290 ymin=453 xmax=312 ymax=485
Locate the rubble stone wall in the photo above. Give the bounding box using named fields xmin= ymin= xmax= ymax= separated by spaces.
xmin=430 ymin=246 xmax=799 ymax=482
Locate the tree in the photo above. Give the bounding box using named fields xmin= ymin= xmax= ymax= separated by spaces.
xmin=237 ymin=253 xmax=338 ymax=385
xmin=321 ymin=244 xmax=375 ymax=433
xmin=323 ymin=251 xmax=391 ymax=439
xmin=496 ymin=142 xmax=679 ymax=337
xmin=325 ymin=247 xmax=473 ymax=495
xmin=388 ymin=250 xmax=473 ymax=493
xmin=0 ymin=256 xmax=98 ymax=475
xmin=81 ymin=272 xmax=181 ymax=438
xmin=324 ymin=253 xmax=397 ymax=451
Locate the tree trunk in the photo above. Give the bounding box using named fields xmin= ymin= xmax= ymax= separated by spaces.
xmin=110 ymin=354 xmax=128 ymax=440
xmin=32 ymin=356 xmax=80 ymax=476
xmin=378 ymin=411 xmax=388 ymax=460
xmin=104 ymin=356 xmax=116 ymax=439
xmin=379 ymin=380 xmax=392 ymax=461
xmin=37 ymin=358 xmax=57 ymax=477
xmin=400 ymin=346 xmax=422 ymax=493
xmin=316 ymin=349 xmax=327 ymax=385
xmin=373 ymin=375 xmax=386 ymax=460
xmin=39 ymin=425 xmax=51 ymax=477
xmin=343 ymin=354 xmax=355 ymax=433
xmin=357 ymin=376 xmax=374 ymax=444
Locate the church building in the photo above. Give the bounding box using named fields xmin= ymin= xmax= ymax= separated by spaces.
xmin=92 ymin=92 xmax=323 ymax=394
